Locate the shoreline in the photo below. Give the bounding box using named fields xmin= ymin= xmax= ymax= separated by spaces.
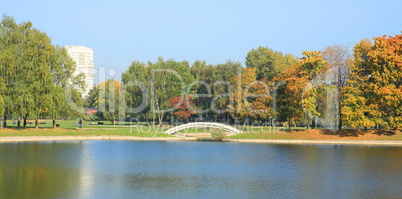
xmin=0 ymin=136 xmax=197 ymax=142
xmin=0 ymin=136 xmax=402 ymax=146
xmin=223 ymin=139 xmax=402 ymax=146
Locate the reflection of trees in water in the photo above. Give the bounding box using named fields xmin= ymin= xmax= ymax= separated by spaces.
xmin=0 ymin=142 xmax=83 ymax=198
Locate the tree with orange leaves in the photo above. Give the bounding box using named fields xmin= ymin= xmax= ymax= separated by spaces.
xmin=168 ymin=95 xmax=197 ymax=122
xmin=344 ymin=34 xmax=402 ymax=130
xmin=228 ymin=68 xmax=272 ymax=124
xmin=276 ymin=51 xmax=327 ymax=130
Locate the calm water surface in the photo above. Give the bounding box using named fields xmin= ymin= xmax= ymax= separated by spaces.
xmin=0 ymin=141 xmax=401 ymax=198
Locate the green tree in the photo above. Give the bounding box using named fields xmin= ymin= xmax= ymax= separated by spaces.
xmin=212 ymin=61 xmax=242 ymax=122
xmin=148 ymin=57 xmax=194 ymax=126
xmin=95 ymin=79 xmax=121 ymax=125
xmin=189 ymin=60 xmax=216 ymax=120
xmin=49 ymin=46 xmax=85 ymax=128
xmin=246 ymin=46 xmax=297 ymax=80
xmin=121 ymin=60 xmax=150 ymax=121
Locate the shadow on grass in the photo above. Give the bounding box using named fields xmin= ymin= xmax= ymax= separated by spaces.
xmin=2 ymin=127 xmax=79 ymax=131
xmin=322 ymin=129 xmax=397 ymax=137
xmin=281 ymin=129 xmax=306 ymax=133
xmin=373 ymin=130 xmax=396 ymax=136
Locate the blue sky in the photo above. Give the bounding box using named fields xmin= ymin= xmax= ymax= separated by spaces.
xmin=2 ymin=0 xmax=401 ymax=83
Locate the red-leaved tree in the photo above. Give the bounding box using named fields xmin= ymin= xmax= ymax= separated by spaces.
xmin=168 ymin=95 xmax=197 ymax=121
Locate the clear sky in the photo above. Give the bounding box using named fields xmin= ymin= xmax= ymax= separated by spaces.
xmin=2 ymin=0 xmax=401 ymax=84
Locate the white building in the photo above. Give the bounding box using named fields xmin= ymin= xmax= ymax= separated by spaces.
xmin=64 ymin=46 xmax=94 ymax=98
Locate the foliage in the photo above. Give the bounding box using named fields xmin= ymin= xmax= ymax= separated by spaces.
xmin=168 ymin=95 xmax=196 ymax=121
xmin=1 ymin=13 xmax=402 ymax=132
xmin=0 ymin=15 xmax=84 ymax=129
xmin=228 ymin=68 xmax=272 ymax=122
xmin=245 ymin=46 xmax=297 ymax=80
xmin=343 ymin=34 xmax=402 ymax=130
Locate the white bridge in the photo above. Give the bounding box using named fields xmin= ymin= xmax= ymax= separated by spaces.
xmin=164 ymin=122 xmax=243 ymax=135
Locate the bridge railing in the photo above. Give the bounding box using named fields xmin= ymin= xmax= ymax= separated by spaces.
xmin=164 ymin=122 xmax=242 ymax=135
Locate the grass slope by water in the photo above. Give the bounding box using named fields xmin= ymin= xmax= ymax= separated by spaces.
xmin=1 ymin=120 xmax=402 ymax=141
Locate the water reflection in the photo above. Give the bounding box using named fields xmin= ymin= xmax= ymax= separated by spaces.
xmin=1 ymin=141 xmax=401 ymax=198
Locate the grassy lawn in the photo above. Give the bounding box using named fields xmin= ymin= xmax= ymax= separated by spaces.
xmin=1 ymin=120 xmax=402 ymax=140
xmin=0 ymin=120 xmax=173 ymax=137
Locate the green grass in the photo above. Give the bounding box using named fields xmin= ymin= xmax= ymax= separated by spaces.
xmin=0 ymin=120 xmax=174 ymax=137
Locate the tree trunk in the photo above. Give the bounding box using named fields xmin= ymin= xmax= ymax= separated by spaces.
xmin=17 ymin=116 xmax=21 ymax=128
xmin=53 ymin=119 xmax=56 ymax=128
xmin=288 ymin=117 xmax=291 ymax=130
xmin=35 ymin=118 xmax=39 ymax=129
xmin=23 ymin=117 xmax=27 ymax=128
xmin=0 ymin=115 xmax=3 ymax=129
xmin=338 ymin=112 xmax=342 ymax=130
xmin=158 ymin=116 xmax=163 ymax=127
xmin=2 ymin=114 xmax=7 ymax=129
xmin=306 ymin=116 xmax=310 ymax=130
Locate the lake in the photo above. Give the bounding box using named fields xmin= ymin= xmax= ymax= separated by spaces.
xmin=1 ymin=141 xmax=401 ymax=198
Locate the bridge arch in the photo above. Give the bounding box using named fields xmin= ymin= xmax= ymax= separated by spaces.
xmin=164 ymin=122 xmax=242 ymax=135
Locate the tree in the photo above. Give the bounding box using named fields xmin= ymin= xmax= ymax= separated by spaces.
xmin=342 ymin=39 xmax=376 ymax=129
xmin=299 ymin=51 xmax=328 ymax=129
xmin=49 ymin=46 xmax=85 ymax=128
xmin=168 ymin=95 xmax=196 ymax=121
xmin=148 ymin=57 xmax=194 ymax=126
xmin=322 ymin=45 xmax=352 ymax=129
xmin=275 ymin=62 xmax=307 ymax=130
xmin=0 ymin=15 xmax=55 ymax=129
xmin=343 ymin=34 xmax=402 ymax=130
xmin=96 ymin=79 xmax=121 ymax=125
xmin=212 ymin=60 xmax=242 ymax=122
xmin=246 ymin=46 xmax=297 ymax=80
xmin=368 ymin=34 xmax=402 ymax=130
xmin=189 ymin=60 xmax=216 ymax=120
xmin=121 ymin=61 xmax=150 ymax=120
xmin=228 ymin=68 xmax=272 ymax=124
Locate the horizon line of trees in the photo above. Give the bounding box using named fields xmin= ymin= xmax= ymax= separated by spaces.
xmin=1 ymin=15 xmax=401 ymax=131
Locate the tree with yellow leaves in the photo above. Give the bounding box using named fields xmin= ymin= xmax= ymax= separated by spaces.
xmin=228 ymin=68 xmax=272 ymax=124
xmin=343 ymin=33 xmax=402 ymax=130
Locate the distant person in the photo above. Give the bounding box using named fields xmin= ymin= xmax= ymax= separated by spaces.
xmin=78 ymin=119 xmax=83 ymax=128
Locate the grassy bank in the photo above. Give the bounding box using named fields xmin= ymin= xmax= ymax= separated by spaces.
xmin=0 ymin=120 xmax=173 ymax=137
xmin=1 ymin=120 xmax=402 ymax=141
xmin=230 ymin=129 xmax=402 ymax=141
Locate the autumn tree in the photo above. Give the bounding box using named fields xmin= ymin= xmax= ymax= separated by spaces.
xmin=344 ymin=34 xmax=402 ymax=130
xmin=342 ymin=39 xmax=376 ymax=129
xmin=300 ymin=51 xmax=328 ymax=129
xmin=228 ymin=68 xmax=272 ymax=124
xmin=168 ymin=95 xmax=196 ymax=122
xmin=275 ymin=61 xmax=307 ymax=129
